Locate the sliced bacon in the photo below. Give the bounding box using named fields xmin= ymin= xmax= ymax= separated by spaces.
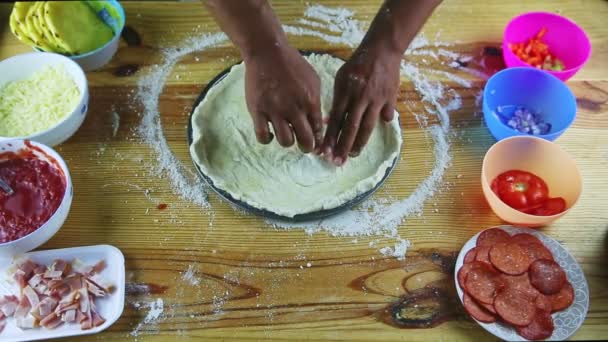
xmin=51 ymin=259 xmax=70 ymax=275
xmin=14 ymin=269 xmax=27 ymax=289
xmin=55 ymin=302 xmax=79 ymax=314
xmin=81 ymin=318 xmax=93 ymax=330
xmin=15 ymin=294 xmax=31 ymax=318
xmin=33 ymin=265 xmax=46 ymax=275
xmin=62 ymin=309 xmax=76 ymax=323
xmin=60 ymin=290 xmax=78 ymax=305
xmin=28 ymin=274 xmax=43 ymax=288
xmin=1 ymin=299 xmax=18 ymax=317
xmin=40 ymin=312 xmax=63 ymax=329
xmin=86 ymin=279 xmax=107 ymax=297
xmin=1 ymin=295 xmax=19 ymax=317
xmin=37 ymin=297 xmax=58 ymax=317
xmin=23 ymin=286 xmax=40 ymax=309
xmin=78 ymin=288 xmax=90 ymax=313
xmin=44 ymin=269 xmax=64 ymax=280
xmin=76 ymin=310 xmax=86 ymax=323
xmin=33 ymin=283 xmax=48 ymax=296
xmin=92 ymin=260 xmax=107 ymax=275
xmin=91 ymin=309 xmax=106 ymax=327
xmin=88 ymin=274 xmax=113 ymax=293
xmin=65 ymin=275 xmax=83 ymax=292
xmin=15 ymin=314 xmax=37 ymax=329
xmin=18 ymin=260 xmax=36 ymax=278
xmin=46 ymin=279 xmax=64 ymax=290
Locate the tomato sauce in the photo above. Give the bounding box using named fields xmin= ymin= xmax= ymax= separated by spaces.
xmin=0 ymin=149 xmax=66 ymax=243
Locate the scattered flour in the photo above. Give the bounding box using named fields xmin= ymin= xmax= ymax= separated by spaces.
xmin=130 ymin=298 xmax=164 ymax=337
xmin=379 ymin=238 xmax=411 ymax=259
xmin=135 ymin=4 xmax=473 ymax=258
xmin=136 ymin=32 xmax=228 ymax=209
xmin=182 ymin=265 xmax=200 ymax=286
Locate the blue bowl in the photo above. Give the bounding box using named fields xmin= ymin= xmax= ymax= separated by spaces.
xmin=483 ymin=67 xmax=577 ymax=141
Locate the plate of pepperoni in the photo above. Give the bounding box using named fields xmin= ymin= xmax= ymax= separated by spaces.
xmin=455 ymin=226 xmax=589 ymax=341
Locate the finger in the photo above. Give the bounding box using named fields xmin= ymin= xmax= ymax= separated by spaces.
xmin=381 ymin=103 xmax=395 ymax=122
xmin=292 ymin=114 xmax=315 ymax=153
xmin=308 ymin=107 xmax=323 ymax=153
xmin=350 ymin=103 xmax=382 ymax=157
xmin=252 ymin=113 xmax=273 ymax=144
xmin=270 ymin=117 xmax=295 ymax=147
xmin=334 ymin=100 xmax=368 ymax=165
xmin=321 ymin=92 xmax=349 ymax=156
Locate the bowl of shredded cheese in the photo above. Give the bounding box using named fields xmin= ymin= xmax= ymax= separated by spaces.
xmin=0 ymin=52 xmax=88 ymax=146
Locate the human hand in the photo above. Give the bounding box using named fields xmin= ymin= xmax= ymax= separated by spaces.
xmin=321 ymin=48 xmax=401 ymax=166
xmin=244 ymin=47 xmax=322 ymax=152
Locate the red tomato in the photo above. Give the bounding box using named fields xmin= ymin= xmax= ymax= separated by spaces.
xmin=523 ymin=197 xmax=567 ymax=216
xmin=491 ymin=170 xmax=549 ymax=209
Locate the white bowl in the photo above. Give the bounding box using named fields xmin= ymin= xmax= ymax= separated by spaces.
xmin=34 ymin=0 xmax=126 ymax=71
xmin=0 ymin=52 xmax=89 ymax=147
xmin=0 ymin=139 xmax=73 ymax=257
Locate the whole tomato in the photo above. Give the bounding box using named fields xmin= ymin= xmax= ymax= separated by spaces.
xmin=491 ymin=170 xmax=549 ymax=209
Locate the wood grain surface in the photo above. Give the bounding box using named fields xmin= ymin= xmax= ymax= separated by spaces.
xmin=1 ymin=1 xmax=607 ymax=341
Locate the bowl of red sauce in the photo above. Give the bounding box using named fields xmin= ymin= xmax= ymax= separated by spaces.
xmin=0 ymin=139 xmax=72 ymax=256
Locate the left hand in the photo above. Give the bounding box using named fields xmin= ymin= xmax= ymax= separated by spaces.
xmin=320 ymin=48 xmax=401 ymax=165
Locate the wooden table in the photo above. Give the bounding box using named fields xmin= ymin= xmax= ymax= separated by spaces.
xmin=1 ymin=1 xmax=607 ymax=340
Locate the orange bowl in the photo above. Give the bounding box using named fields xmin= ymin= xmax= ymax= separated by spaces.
xmin=481 ymin=136 xmax=582 ymax=227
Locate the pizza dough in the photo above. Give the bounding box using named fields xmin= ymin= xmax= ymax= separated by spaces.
xmin=189 ymin=54 xmax=402 ymax=217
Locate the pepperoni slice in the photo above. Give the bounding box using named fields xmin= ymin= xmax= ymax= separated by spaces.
xmin=548 ymin=281 xmax=574 ymax=312
xmin=516 ymin=309 xmax=554 ymax=340
xmin=510 ymin=233 xmax=542 ymax=246
xmin=464 ymin=262 xmax=504 ymax=304
xmin=476 ymin=228 xmax=511 ymax=247
xmin=457 ymin=263 xmax=475 ymax=290
xmin=494 ymin=288 xmax=536 ymax=327
xmin=474 ymin=245 xmax=493 ymax=266
xmin=464 ymin=248 xmax=477 ymax=264
xmin=529 ymin=259 xmax=566 ymax=295
xmin=501 ymin=273 xmax=539 ymax=299
xmin=521 ymin=242 xmax=554 ymax=263
xmin=463 ymin=293 xmax=497 ymax=323
xmin=535 ymin=294 xmax=553 ymax=312
xmin=480 ymin=301 xmax=497 ymax=314
xmin=489 ymin=242 xmax=531 ymax=275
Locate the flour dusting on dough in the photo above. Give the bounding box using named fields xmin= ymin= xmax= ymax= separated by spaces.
xmin=190 ymin=53 xmax=402 ymax=217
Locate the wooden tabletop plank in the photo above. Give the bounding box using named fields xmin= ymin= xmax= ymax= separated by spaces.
xmin=1 ymin=1 xmax=607 ymax=341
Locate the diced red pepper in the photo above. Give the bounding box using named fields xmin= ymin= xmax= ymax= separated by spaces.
xmin=509 ymin=28 xmax=565 ymax=71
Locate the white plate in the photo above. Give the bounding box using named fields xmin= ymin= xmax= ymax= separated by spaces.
xmin=0 ymin=245 xmax=125 ymax=341
xmin=454 ymin=225 xmax=589 ymax=341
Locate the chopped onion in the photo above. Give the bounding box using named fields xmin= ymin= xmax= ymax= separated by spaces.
xmin=503 ymin=106 xmax=551 ymax=135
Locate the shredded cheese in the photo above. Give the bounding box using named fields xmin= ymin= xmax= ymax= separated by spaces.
xmin=0 ymin=65 xmax=80 ymax=137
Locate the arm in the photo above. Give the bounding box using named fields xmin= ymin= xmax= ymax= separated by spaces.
xmin=205 ymin=0 xmax=322 ymax=152
xmin=322 ymin=0 xmax=442 ymax=165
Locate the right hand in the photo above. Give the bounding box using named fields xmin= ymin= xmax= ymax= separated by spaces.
xmin=244 ymin=46 xmax=322 ymax=152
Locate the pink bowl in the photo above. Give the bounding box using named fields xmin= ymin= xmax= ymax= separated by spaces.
xmin=503 ymin=12 xmax=591 ymax=81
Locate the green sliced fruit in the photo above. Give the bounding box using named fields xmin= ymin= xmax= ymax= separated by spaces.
xmin=24 ymin=2 xmax=54 ymax=52
xmin=10 ymin=7 xmax=36 ymax=46
xmin=34 ymin=2 xmax=70 ymax=54
xmin=44 ymin=1 xmax=113 ymax=55
xmin=10 ymin=2 xmax=38 ymax=47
